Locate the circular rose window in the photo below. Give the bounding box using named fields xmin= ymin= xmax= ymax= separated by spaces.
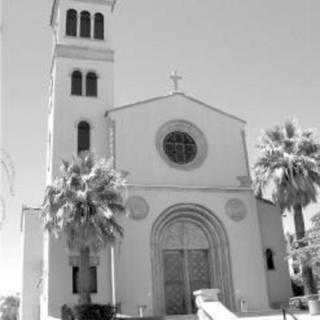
xmin=163 ymin=131 xmax=197 ymax=164
xmin=156 ymin=120 xmax=207 ymax=170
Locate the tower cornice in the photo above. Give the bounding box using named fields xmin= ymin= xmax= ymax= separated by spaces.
xmin=53 ymin=44 xmax=114 ymax=62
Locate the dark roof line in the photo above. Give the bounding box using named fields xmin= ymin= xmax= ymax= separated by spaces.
xmin=50 ymin=0 xmax=58 ymax=26
xmin=256 ymin=196 xmax=276 ymax=206
xmin=105 ymin=92 xmax=246 ymax=123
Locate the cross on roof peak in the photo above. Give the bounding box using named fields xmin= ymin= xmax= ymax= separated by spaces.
xmin=170 ymin=70 xmax=182 ymax=94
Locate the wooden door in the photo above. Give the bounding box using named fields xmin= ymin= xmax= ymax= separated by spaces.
xmin=163 ymin=250 xmax=187 ymax=315
xmin=163 ymin=249 xmax=211 ymax=315
xmin=188 ymin=249 xmax=211 ymax=313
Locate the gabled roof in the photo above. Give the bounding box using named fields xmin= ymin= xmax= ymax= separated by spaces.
xmin=105 ymin=92 xmax=246 ymax=124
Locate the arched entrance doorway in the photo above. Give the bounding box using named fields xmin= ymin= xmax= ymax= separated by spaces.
xmin=151 ymin=204 xmax=235 ymax=315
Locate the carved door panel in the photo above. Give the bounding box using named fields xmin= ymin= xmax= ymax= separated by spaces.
xmin=187 ymin=249 xmax=211 ymax=313
xmin=163 ymin=249 xmax=211 ymax=315
xmin=163 ymin=250 xmax=187 ymax=315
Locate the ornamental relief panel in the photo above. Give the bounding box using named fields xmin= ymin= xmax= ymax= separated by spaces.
xmin=126 ymin=196 xmax=149 ymax=220
xmin=225 ymin=198 xmax=247 ymax=222
xmin=160 ymin=221 xmax=209 ymax=250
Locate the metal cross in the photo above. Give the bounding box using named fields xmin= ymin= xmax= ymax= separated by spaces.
xmin=170 ymin=70 xmax=182 ymax=93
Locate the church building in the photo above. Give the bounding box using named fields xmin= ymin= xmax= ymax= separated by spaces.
xmin=20 ymin=1 xmax=292 ymax=319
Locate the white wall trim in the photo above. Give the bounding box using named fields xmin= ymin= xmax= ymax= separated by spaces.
xmin=127 ymin=183 xmax=252 ymax=193
xmin=54 ymin=44 xmax=114 ymax=61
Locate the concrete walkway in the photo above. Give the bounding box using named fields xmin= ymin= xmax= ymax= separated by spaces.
xmin=237 ymin=311 xmax=320 ymax=320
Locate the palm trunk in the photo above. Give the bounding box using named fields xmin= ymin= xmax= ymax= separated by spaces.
xmin=293 ymin=203 xmax=316 ymax=295
xmin=79 ymin=246 xmax=91 ymax=304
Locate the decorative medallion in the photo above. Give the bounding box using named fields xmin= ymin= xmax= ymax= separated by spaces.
xmin=225 ymin=198 xmax=247 ymax=222
xmin=126 ymin=196 xmax=149 ymax=220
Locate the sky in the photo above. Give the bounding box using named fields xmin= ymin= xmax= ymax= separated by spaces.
xmin=1 ymin=0 xmax=320 ymax=295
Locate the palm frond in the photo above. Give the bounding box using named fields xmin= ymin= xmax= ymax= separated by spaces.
xmin=253 ymin=119 xmax=320 ymax=211
xmin=40 ymin=152 xmax=127 ymax=251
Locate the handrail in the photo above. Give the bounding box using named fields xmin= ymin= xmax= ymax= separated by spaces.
xmin=281 ymin=307 xmax=299 ymax=320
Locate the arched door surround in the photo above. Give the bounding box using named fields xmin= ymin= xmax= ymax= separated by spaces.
xmin=150 ymin=203 xmax=235 ymax=315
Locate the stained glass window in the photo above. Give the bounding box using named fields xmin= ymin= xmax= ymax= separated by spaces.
xmin=163 ymin=131 xmax=197 ymax=164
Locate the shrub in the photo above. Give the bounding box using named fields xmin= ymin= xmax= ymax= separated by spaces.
xmin=0 ymin=295 xmax=20 ymax=320
xmin=61 ymin=303 xmax=116 ymax=320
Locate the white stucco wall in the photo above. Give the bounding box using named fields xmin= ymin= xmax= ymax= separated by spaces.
xmin=115 ymin=189 xmax=270 ymax=316
xmin=256 ymin=199 xmax=292 ymax=308
xmin=40 ymin=6 xmax=288 ymax=313
xmin=38 ymin=0 xmax=273 ymax=318
xmin=54 ymin=0 xmax=114 ymax=49
xmin=49 ymin=55 xmax=113 ymax=180
xmin=47 ymin=236 xmax=112 ymax=318
xmin=108 ymin=96 xmax=270 ymax=315
xmin=20 ymin=207 xmax=43 ymax=320
xmin=109 ymin=94 xmax=249 ymax=188
xmin=46 ymin=2 xmax=115 ymax=315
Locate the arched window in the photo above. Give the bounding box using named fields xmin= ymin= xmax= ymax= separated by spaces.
xmin=94 ymin=13 xmax=104 ymax=40
xmin=71 ymin=71 xmax=82 ymax=95
xmin=265 ymin=248 xmax=275 ymax=270
xmin=66 ymin=9 xmax=77 ymax=36
xmin=86 ymin=72 xmax=97 ymax=97
xmin=80 ymin=11 xmax=91 ymax=38
xmin=77 ymin=121 xmax=90 ymax=153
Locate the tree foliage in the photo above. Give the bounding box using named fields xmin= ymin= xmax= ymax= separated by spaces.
xmin=253 ymin=119 xmax=320 ymax=211
xmin=288 ymin=212 xmax=320 ymax=266
xmin=253 ymin=119 xmax=320 ymax=294
xmin=0 ymin=295 xmax=19 ymax=320
xmin=41 ymin=152 xmax=127 ymax=303
xmin=41 ymin=153 xmax=127 ymax=252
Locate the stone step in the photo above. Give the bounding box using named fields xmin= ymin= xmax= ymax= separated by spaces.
xmin=165 ymin=314 xmax=198 ymax=320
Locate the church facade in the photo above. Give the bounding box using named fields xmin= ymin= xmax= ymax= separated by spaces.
xmin=20 ymin=1 xmax=292 ymax=319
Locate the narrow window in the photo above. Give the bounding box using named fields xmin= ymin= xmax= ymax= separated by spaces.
xmin=66 ymin=9 xmax=77 ymax=36
xmin=94 ymin=13 xmax=104 ymax=40
xmin=77 ymin=121 xmax=90 ymax=153
xmin=86 ymin=72 xmax=97 ymax=97
xmin=80 ymin=11 xmax=91 ymax=38
xmin=293 ymin=265 xmax=300 ymax=275
xmin=265 ymin=248 xmax=275 ymax=270
xmin=72 ymin=266 xmax=97 ymax=294
xmin=71 ymin=71 xmax=82 ymax=95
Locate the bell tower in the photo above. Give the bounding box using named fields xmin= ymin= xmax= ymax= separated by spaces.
xmin=42 ymin=2 xmax=117 ymax=318
xmin=47 ymin=0 xmax=116 ymax=182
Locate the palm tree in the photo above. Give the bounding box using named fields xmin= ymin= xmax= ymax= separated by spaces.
xmin=41 ymin=152 xmax=127 ymax=304
xmin=253 ymin=119 xmax=320 ymax=295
